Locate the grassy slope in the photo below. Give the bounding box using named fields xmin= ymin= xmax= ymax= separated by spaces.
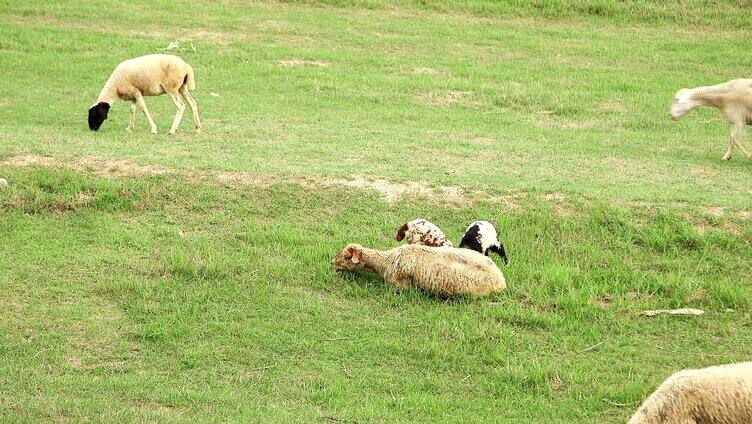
xmin=0 ymin=1 xmax=751 ymax=423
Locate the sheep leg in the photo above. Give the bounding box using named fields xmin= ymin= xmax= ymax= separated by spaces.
xmin=384 ymin=274 xmax=412 ymax=289
xmin=126 ymin=101 xmax=137 ymax=133
xmin=732 ymin=123 xmax=752 ymax=159
xmin=136 ymin=95 xmax=158 ymax=135
xmin=166 ymin=92 xmax=185 ymax=135
xmin=179 ymin=85 xmax=202 ymax=134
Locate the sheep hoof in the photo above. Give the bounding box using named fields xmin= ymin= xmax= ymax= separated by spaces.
xmin=195 ymin=127 xmax=202 ymax=135
xmin=722 ymin=155 xmax=732 ymax=161
xmin=151 ymin=129 xmax=158 ymax=135
xmin=168 ymin=130 xmax=176 ymax=135
xmin=125 ymin=127 xmax=134 ymax=133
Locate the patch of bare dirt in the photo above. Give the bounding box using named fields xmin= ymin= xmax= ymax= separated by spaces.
xmin=0 ymin=98 xmax=10 ymax=108
xmin=323 ymin=176 xmax=469 ymax=205
xmin=2 ymin=154 xmax=170 ymax=178
xmin=485 ymin=194 xmax=525 ymax=212
xmin=276 ymin=59 xmax=330 ymax=67
xmin=594 ymin=293 xmax=614 ymax=310
xmin=736 ymin=210 xmax=752 ymax=219
xmin=76 ymin=155 xmax=170 ymax=178
xmin=704 ymin=206 xmax=725 ymax=217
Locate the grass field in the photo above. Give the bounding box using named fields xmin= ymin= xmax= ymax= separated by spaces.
xmin=1 ymin=0 xmax=751 ymax=422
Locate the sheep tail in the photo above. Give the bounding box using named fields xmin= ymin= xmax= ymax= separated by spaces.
xmin=184 ymin=66 xmax=196 ymax=91
xmin=396 ymin=223 xmax=409 ymax=241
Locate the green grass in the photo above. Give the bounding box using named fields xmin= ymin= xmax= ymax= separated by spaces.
xmin=1 ymin=1 xmax=751 ymax=422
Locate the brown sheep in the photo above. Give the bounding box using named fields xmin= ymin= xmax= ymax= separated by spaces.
xmin=332 ymin=243 xmax=506 ymax=297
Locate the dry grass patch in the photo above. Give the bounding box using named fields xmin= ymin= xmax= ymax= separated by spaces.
xmin=535 ymin=114 xmax=598 ymax=130
xmin=3 ymin=14 xmax=242 ymax=45
xmin=409 ymin=66 xmax=449 ymax=77
xmin=276 ymin=59 xmax=330 ymax=67
xmin=416 ymin=90 xmax=480 ymax=108
xmin=1 ymin=154 xmax=171 ymax=178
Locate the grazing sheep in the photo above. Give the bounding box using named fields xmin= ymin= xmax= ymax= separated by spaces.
xmin=395 ymin=218 xmax=453 ymax=247
xmin=332 ymin=243 xmax=506 ymax=297
xmin=88 ymin=54 xmax=202 ymax=135
xmin=459 ymin=220 xmax=508 ymax=265
xmin=628 ymin=362 xmax=752 ymax=424
xmin=670 ymin=79 xmax=752 ymax=161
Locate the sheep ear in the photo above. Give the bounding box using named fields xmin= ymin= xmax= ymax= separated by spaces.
xmin=350 ymin=246 xmax=362 ymax=264
xmin=396 ymin=223 xmax=408 ymax=241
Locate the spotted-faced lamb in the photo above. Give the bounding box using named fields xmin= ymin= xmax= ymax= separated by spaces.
xmin=459 ymin=220 xmax=508 ymax=265
xmin=395 ymin=218 xmax=453 ymax=247
xmin=89 ymin=54 xmax=202 ymax=135
xmin=332 ymin=243 xmax=506 ymax=297
xmin=670 ymin=79 xmax=752 ymax=161
xmin=628 ymin=362 xmax=752 ymax=424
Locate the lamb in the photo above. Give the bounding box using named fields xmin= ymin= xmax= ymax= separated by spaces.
xmin=332 ymin=243 xmax=506 ymax=297
xmin=628 ymin=362 xmax=752 ymax=424
xmin=395 ymin=218 xmax=453 ymax=247
xmin=459 ymin=220 xmax=508 ymax=265
xmin=88 ymin=54 xmax=202 ymax=135
xmin=670 ymin=79 xmax=752 ymax=161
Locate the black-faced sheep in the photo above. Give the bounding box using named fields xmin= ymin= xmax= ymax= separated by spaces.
xmin=332 ymin=243 xmax=506 ymax=297
xmin=670 ymin=79 xmax=752 ymax=161
xmin=89 ymin=54 xmax=202 ymax=135
xmin=395 ymin=218 xmax=453 ymax=247
xmin=459 ymin=220 xmax=508 ymax=265
xmin=628 ymin=362 xmax=752 ymax=424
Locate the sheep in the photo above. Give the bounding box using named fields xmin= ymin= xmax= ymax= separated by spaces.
xmin=395 ymin=218 xmax=453 ymax=247
xmin=332 ymin=243 xmax=506 ymax=297
xmin=88 ymin=54 xmax=202 ymax=135
xmin=628 ymin=362 xmax=752 ymax=424
xmin=670 ymin=79 xmax=752 ymax=161
xmin=459 ymin=220 xmax=508 ymax=265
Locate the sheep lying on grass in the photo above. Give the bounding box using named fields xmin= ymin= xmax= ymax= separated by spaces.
xmin=628 ymin=362 xmax=752 ymax=424
xmin=459 ymin=220 xmax=508 ymax=265
xmin=395 ymin=218 xmax=453 ymax=247
xmin=332 ymin=243 xmax=506 ymax=297
xmin=670 ymin=79 xmax=752 ymax=161
xmin=89 ymin=54 xmax=202 ymax=135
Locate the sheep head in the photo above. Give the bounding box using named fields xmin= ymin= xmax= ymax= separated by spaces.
xmin=88 ymin=102 xmax=110 ymax=131
xmin=332 ymin=243 xmax=365 ymax=270
xmin=670 ymin=88 xmax=700 ymax=120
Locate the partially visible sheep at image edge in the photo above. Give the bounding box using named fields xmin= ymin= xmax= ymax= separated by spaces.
xmin=332 ymin=243 xmax=506 ymax=297
xmin=459 ymin=220 xmax=508 ymax=265
xmin=395 ymin=218 xmax=453 ymax=247
xmin=88 ymin=54 xmax=202 ymax=135
xmin=670 ymin=78 xmax=752 ymax=161
xmin=628 ymin=362 xmax=752 ymax=424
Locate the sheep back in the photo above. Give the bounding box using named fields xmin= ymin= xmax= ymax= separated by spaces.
xmin=107 ymin=54 xmax=195 ymax=99
xmin=629 ymin=362 xmax=752 ymax=424
xmin=384 ymin=245 xmax=505 ymax=296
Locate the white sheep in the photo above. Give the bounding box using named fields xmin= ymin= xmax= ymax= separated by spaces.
xmin=670 ymin=79 xmax=752 ymax=161
xmin=459 ymin=220 xmax=508 ymax=265
xmin=88 ymin=54 xmax=202 ymax=135
xmin=395 ymin=218 xmax=453 ymax=247
xmin=628 ymin=362 xmax=752 ymax=424
xmin=332 ymin=243 xmax=506 ymax=297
